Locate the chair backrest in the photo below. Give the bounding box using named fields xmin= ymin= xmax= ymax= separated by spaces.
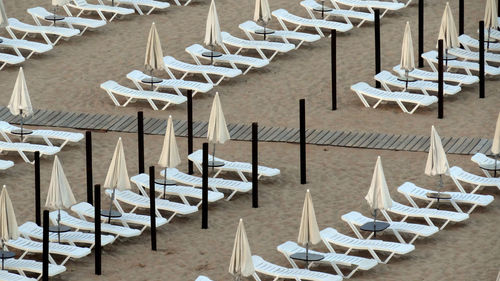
xmin=73 ymin=0 xmax=88 ymax=6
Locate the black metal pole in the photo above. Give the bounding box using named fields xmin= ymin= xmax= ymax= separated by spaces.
xmin=438 ymin=39 xmax=444 ymax=119
xmin=42 ymin=210 xmax=49 ymax=281
xmin=187 ymin=90 xmax=194 ymax=175
xmin=300 ymin=99 xmax=306 ymax=184
xmin=94 ymin=184 xmax=102 ymax=275
xmin=86 ymin=131 xmax=93 ymax=205
xmin=480 ymin=21 xmax=485 ymax=99
xmin=374 ymin=9 xmax=381 ymax=88
xmin=138 ymin=111 xmax=145 ymax=174
xmin=459 ymin=0 xmax=464 ymax=35
xmin=149 ymin=166 xmax=157 ymax=251
xmin=202 ymin=143 xmax=208 ymax=229
xmin=35 ymin=151 xmax=41 ymax=226
xmin=252 ymin=122 xmax=258 ymax=208
xmin=331 ymin=29 xmax=337 ymax=110
xmin=418 ymin=0 xmax=424 ymax=68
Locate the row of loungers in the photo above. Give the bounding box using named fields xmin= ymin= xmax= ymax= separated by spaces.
xmin=99 ymin=0 xmax=415 ymax=110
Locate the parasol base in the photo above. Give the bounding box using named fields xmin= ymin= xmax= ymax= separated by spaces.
xmin=100 ymin=209 xmax=122 ymax=218
xmin=360 ymin=221 xmax=390 ymax=233
xmin=11 ymin=129 xmax=33 ymax=136
xmin=426 ymin=192 xmax=452 ymax=200
xmin=290 ymin=252 xmax=324 ymax=262
xmin=141 ymin=77 xmax=163 ymax=84
xmin=49 ymin=225 xmax=71 ymax=233
xmin=202 ymin=51 xmax=223 ymax=58
xmin=155 ymin=179 xmax=177 ymax=186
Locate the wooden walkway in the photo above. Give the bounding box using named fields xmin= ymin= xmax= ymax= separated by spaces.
xmin=0 ymin=106 xmax=492 ymax=155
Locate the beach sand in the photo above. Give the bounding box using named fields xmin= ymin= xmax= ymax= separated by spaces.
xmin=0 ymin=0 xmax=499 ymax=280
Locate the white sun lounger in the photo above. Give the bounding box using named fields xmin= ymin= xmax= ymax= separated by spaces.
xmin=0 ymin=141 xmax=60 ymax=164
xmin=470 ymin=152 xmax=500 ymax=177
xmin=0 ymin=160 xmax=14 ymax=170
xmin=6 ymin=18 xmax=80 ymax=46
xmin=392 ymin=65 xmax=479 ymax=86
xmin=341 ymin=211 xmax=439 ymax=244
xmin=252 ymin=255 xmax=342 ymax=281
xmin=449 ymin=166 xmax=500 ymax=194
xmin=100 ymin=80 xmax=186 ymax=110
xmin=186 ymin=44 xmax=269 ymax=75
xmin=0 ymin=121 xmax=83 ymax=149
xmin=0 ymin=270 xmax=36 ymax=281
xmin=331 ymin=0 xmax=405 ymax=18
xmin=65 ymin=0 xmax=135 ymax=22
xmin=97 ymin=0 xmax=169 ymax=15
xmin=220 ymin=32 xmax=295 ymax=61
xmin=188 ymin=149 xmax=280 ymax=182
xmin=447 ymin=47 xmax=500 ymax=63
xmin=300 ymin=0 xmax=374 ymax=28
xmin=239 ymin=21 xmax=321 ymax=49
xmin=383 ymin=201 xmax=469 ymax=230
xmin=5 ymin=237 xmax=90 ymax=266
xmin=0 ymin=53 xmax=24 ymax=70
xmin=50 ymin=210 xmax=141 ymax=239
xmin=126 ymin=70 xmax=213 ymax=97
xmin=397 ymin=182 xmax=494 ymax=214
xmin=19 ymin=221 xmax=115 ymax=249
xmin=105 ymin=189 xmax=198 ymax=222
xmin=277 ymin=241 xmax=377 ymax=278
xmin=0 ymin=36 xmax=52 ymax=59
xmin=320 ymin=227 xmax=414 ymax=264
xmin=351 ymin=82 xmax=438 ymax=114
xmin=130 ymin=173 xmax=225 ymax=206
xmin=161 ymin=168 xmax=252 ymax=201
xmin=272 ymin=9 xmax=353 ymax=37
xmin=195 ymin=277 xmax=213 ymax=281
xmin=71 ymin=202 xmax=168 ymax=233
xmin=459 ymin=34 xmax=500 ymax=52
xmin=3 ymin=259 xmax=66 ymax=280
xmin=375 ymin=71 xmax=461 ymax=96
xmin=163 ymin=56 xmax=242 ymax=85
xmin=28 ymin=7 xmax=106 ymax=36
xmin=422 ymin=50 xmax=500 ymax=76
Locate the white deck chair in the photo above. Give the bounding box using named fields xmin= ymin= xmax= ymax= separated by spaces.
xmin=300 ymin=0 xmax=374 ymax=28
xmin=220 ymin=32 xmax=295 ymax=61
xmin=161 ymin=168 xmax=252 ymax=201
xmin=351 ymin=82 xmax=438 ymax=114
xmin=0 ymin=121 xmax=83 ymax=148
xmin=239 ymin=21 xmax=320 ymax=49
xmin=252 ymin=255 xmax=342 ymax=281
xmin=3 ymin=259 xmax=65 ymax=280
xmin=392 ymin=65 xmax=479 ymax=86
xmin=272 ymin=9 xmax=353 ymax=37
xmin=126 ymin=70 xmax=213 ymax=97
xmin=50 ymin=210 xmax=141 ymax=239
xmin=0 ymin=36 xmax=52 ymax=59
xmin=19 ymin=221 xmax=115 ymax=249
xmin=449 ymin=166 xmax=500 ymax=194
xmin=397 ymin=182 xmax=494 ymax=214
xmin=97 ymin=0 xmax=169 ymax=15
xmin=185 ymin=44 xmax=269 ymax=75
xmin=105 ymin=189 xmax=198 ymax=223
xmin=6 ymin=18 xmax=80 ymax=46
xmin=331 ymin=0 xmax=405 ymax=18
xmin=163 ymin=56 xmax=242 ymax=85
xmin=447 ymin=47 xmax=500 ymax=63
xmin=459 ymin=34 xmax=500 ymax=52
xmin=383 ymin=201 xmax=469 ymax=230
xmin=341 ymin=211 xmax=439 ymax=244
xmin=130 ymin=173 xmax=225 ymax=206
xmin=0 ymin=53 xmax=24 ymax=70
xmin=277 ymin=241 xmax=377 ymax=279
xmin=27 ymin=7 xmax=106 ymax=36
xmin=470 ymin=152 xmax=500 ymax=177
xmin=0 ymin=270 xmax=36 ymax=281
xmin=375 ymin=71 xmax=461 ymax=96
xmin=195 ymin=277 xmax=213 ymax=281
xmin=0 ymin=160 xmax=14 ymax=170
xmin=320 ymin=227 xmax=414 ymax=264
xmin=5 ymin=237 xmax=90 ymax=266
xmin=422 ymin=50 xmax=500 ymax=76
xmin=71 ymin=202 xmax=168 ymax=233
xmin=100 ymin=80 xmax=186 ymax=110
xmin=0 ymin=141 xmax=60 ymax=164
xmin=65 ymin=0 xmax=134 ymax=22
xmin=188 ymin=149 xmax=280 ymax=182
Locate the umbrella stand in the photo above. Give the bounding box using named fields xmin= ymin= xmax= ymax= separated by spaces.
xmin=106 ymin=188 xmax=116 ymax=223
xmin=495 ymin=154 xmax=498 ymax=177
xmin=305 ymin=241 xmax=309 ymax=268
xmin=405 ymin=70 xmax=409 ymax=90
xmin=212 ymin=143 xmax=216 ymax=172
xmin=163 ymin=170 xmax=167 ymax=199
xmin=0 ymin=240 xmax=14 ymax=270
xmin=57 ymin=209 xmax=61 ymax=243
xmin=373 ymin=209 xmax=377 ymax=238
xmin=150 ymin=70 xmax=154 ymax=91
xmin=437 ymin=174 xmax=443 ymax=209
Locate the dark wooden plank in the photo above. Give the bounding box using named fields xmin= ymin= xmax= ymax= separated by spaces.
xmin=114 ymin=115 xmax=137 ymax=132
xmin=258 ymin=126 xmax=273 ymax=140
xmin=367 ymin=134 xmax=388 ymax=149
xmin=52 ymin=112 xmax=76 ymax=128
xmin=265 ymin=127 xmax=287 ymax=142
xmin=232 ymin=125 xmax=252 ymax=139
xmin=275 ymin=128 xmax=295 ymax=142
xmin=286 ymin=129 xmax=300 ymax=143
xmin=332 ymin=132 xmax=351 ymax=146
xmin=73 ymin=113 xmax=97 ymax=129
xmin=373 ymin=134 xmax=393 ymax=149
xmin=143 ymin=118 xmax=162 ymax=134
xmin=282 ymin=128 xmax=300 ymax=142
xmin=228 ymin=124 xmax=245 ymax=139
xmin=190 ymin=121 xmax=205 ymax=136
xmin=175 ymin=120 xmax=189 ymax=136
xmin=85 ymin=114 xmax=109 ymax=130
xmin=478 ymin=140 xmax=492 ymax=154
xmin=310 ymin=130 xmax=329 ymax=144
xmin=338 ymin=132 xmax=360 ymax=147
xmin=352 ymin=133 xmax=373 ymax=147
xmin=194 ymin=123 xmax=209 ymax=138
xmin=303 ymin=129 xmax=317 ymax=143
xmin=239 ymin=126 xmax=254 ymax=141
xmin=413 ymin=136 xmax=430 ymax=152
xmin=153 ymin=121 xmax=168 ymax=135
xmin=108 ymin=115 xmax=135 ymax=131
xmin=448 ymin=137 xmax=469 ymax=154
xmin=98 ymin=115 xmax=122 ymax=131
xmin=440 ymin=137 xmax=454 ymax=149
xmin=393 ymin=135 xmax=414 ymax=150
xmin=0 ymin=107 xmax=11 ymax=120
xmin=381 ymin=135 xmax=401 ymax=149
xmin=37 ymin=110 xmax=58 ymax=125
xmin=41 ymin=111 xmax=65 ymax=127
xmin=443 ymin=137 xmax=460 ymax=152
xmin=23 ymin=109 xmax=44 ymax=125
xmin=454 ymin=138 xmax=476 ymax=155
xmin=389 ymin=135 xmax=409 ymax=150
xmin=325 ymin=131 xmax=345 ymax=145
xmin=148 ymin=119 xmax=166 ymax=134
xmin=470 ymin=139 xmax=489 ymax=154
xmin=403 ymin=136 xmax=423 ymax=151
xmin=62 ymin=112 xmax=85 ymax=128
xmin=227 ymin=123 xmax=239 ymax=136
xmin=462 ymin=138 xmax=481 ymax=155
xmin=317 ymin=131 xmax=336 ymax=145
xmin=360 ymin=133 xmax=381 ymax=148
xmin=142 ymin=118 xmax=159 ymax=132
xmin=173 ymin=119 xmax=184 ymax=132
xmin=92 ymin=114 xmax=115 ymax=130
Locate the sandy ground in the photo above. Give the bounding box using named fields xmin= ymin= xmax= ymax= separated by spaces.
xmin=0 ymin=0 xmax=499 ymax=280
